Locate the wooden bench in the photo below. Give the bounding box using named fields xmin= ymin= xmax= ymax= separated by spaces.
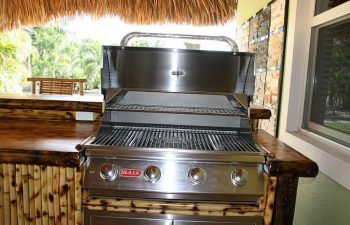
xmin=27 ymin=78 xmax=87 ymax=96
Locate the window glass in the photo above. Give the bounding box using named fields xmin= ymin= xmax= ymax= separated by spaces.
xmin=307 ymin=18 xmax=350 ymax=146
xmin=315 ymin=0 xmax=349 ymax=15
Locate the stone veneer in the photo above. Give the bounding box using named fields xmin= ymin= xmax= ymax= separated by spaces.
xmin=236 ymin=0 xmax=286 ymax=136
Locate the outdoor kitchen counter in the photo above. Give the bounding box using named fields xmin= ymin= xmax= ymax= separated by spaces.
xmin=0 ymin=117 xmax=318 ymax=175
xmin=252 ymin=130 xmax=318 ymax=177
xmin=0 ymin=118 xmax=99 ymax=167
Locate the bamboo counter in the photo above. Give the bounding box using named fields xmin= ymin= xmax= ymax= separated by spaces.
xmin=0 ymin=94 xmax=318 ymax=225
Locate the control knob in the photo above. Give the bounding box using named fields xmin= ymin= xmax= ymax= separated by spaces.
xmin=100 ymin=163 xmax=117 ymax=181
xmin=188 ymin=167 xmax=206 ymax=185
xmin=231 ymin=168 xmax=248 ymax=186
xmin=144 ymin=165 xmax=161 ymax=183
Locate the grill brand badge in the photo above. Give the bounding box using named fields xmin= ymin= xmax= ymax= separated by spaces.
xmin=119 ymin=168 xmax=142 ymax=177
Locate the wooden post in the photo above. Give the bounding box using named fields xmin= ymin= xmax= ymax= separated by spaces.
xmin=79 ymin=82 xmax=84 ymax=96
xmin=272 ymin=177 xmax=299 ymax=225
xmin=31 ymin=81 xmax=36 ymax=94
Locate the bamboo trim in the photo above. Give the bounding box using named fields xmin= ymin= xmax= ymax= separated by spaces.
xmin=28 ymin=165 xmax=35 ymax=225
xmin=47 ymin=166 xmax=55 ymax=225
xmin=53 ymin=166 xmax=60 ymax=225
xmin=0 ymin=164 xmax=4 ymax=225
xmin=66 ymin=167 xmax=74 ymax=225
xmin=8 ymin=164 xmax=17 ymax=225
xmin=74 ymin=167 xmax=82 ymax=225
xmin=41 ymin=166 xmax=49 ymax=225
xmin=21 ymin=164 xmax=29 ymax=225
xmin=34 ymin=165 xmax=42 ymax=225
xmin=59 ymin=167 xmax=67 ymax=225
xmin=15 ymin=164 xmax=24 ymax=225
xmin=3 ymin=164 xmax=10 ymax=225
xmin=263 ymin=176 xmax=278 ymax=225
xmin=1 ymin=163 xmax=83 ymax=225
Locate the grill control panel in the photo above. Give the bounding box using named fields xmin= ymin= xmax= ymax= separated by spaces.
xmin=85 ymin=157 xmax=264 ymax=202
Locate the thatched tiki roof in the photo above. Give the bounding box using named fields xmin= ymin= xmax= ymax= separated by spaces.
xmin=0 ymin=0 xmax=236 ymax=31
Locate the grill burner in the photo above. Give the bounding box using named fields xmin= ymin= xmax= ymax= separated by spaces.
xmin=92 ymin=124 xmax=260 ymax=152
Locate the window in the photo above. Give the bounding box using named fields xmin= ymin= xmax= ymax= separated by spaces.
xmin=315 ymin=0 xmax=349 ymax=15
xmin=304 ymin=18 xmax=350 ymax=147
xmin=279 ymin=0 xmax=350 ymax=190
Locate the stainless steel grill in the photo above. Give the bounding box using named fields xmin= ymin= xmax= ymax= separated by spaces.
xmin=91 ymin=124 xmax=260 ymax=152
xmin=84 ymin=34 xmax=264 ymax=225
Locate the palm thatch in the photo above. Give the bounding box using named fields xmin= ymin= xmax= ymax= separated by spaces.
xmin=0 ymin=0 xmax=236 ymax=31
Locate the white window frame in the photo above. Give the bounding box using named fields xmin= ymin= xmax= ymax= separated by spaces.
xmin=279 ymin=0 xmax=350 ymax=190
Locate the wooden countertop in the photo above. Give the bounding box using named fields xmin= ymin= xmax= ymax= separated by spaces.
xmin=0 ymin=118 xmax=318 ymax=177
xmin=252 ymin=130 xmax=318 ymax=177
xmin=0 ymin=119 xmax=99 ymax=167
xmin=0 ymin=93 xmax=103 ymax=112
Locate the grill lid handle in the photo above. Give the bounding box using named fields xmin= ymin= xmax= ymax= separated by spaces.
xmin=120 ymin=32 xmax=239 ymax=52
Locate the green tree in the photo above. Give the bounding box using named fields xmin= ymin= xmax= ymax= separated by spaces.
xmin=28 ymin=25 xmax=101 ymax=90
xmin=0 ymin=30 xmax=33 ymax=92
xmin=77 ymin=39 xmax=101 ymax=89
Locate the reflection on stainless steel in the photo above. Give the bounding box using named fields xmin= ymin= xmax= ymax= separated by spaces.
xmin=144 ymin=165 xmax=161 ymax=183
xmin=120 ymin=32 xmax=239 ymax=51
xmin=231 ymin=168 xmax=249 ymax=186
xmin=100 ymin=163 xmax=117 ymax=181
xmin=101 ymin=46 xmax=255 ymax=95
xmin=188 ymin=167 xmax=206 ymax=185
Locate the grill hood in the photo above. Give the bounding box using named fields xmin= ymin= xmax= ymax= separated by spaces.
xmin=101 ymin=46 xmax=255 ymax=98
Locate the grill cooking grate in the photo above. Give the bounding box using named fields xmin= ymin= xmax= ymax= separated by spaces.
xmin=106 ymin=104 xmax=247 ymax=116
xmin=92 ymin=125 xmax=260 ymax=152
xmin=105 ymin=91 xmax=247 ymax=116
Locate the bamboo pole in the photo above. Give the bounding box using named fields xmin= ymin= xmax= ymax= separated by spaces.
xmin=74 ymin=167 xmax=81 ymax=225
xmin=21 ymin=164 xmax=29 ymax=225
xmin=0 ymin=164 xmax=4 ymax=225
xmin=41 ymin=166 xmax=48 ymax=225
xmin=28 ymin=165 xmax=35 ymax=225
xmin=53 ymin=166 xmax=60 ymax=225
xmin=34 ymin=165 xmax=42 ymax=225
xmin=8 ymin=164 xmax=17 ymax=225
xmin=66 ymin=168 xmax=74 ymax=225
xmin=59 ymin=167 xmax=67 ymax=225
xmin=3 ymin=164 xmax=10 ymax=225
xmin=15 ymin=164 xmax=24 ymax=225
xmin=47 ymin=166 xmax=55 ymax=225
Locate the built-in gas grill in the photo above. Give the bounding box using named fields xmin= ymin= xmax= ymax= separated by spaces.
xmin=82 ymin=33 xmax=267 ymax=225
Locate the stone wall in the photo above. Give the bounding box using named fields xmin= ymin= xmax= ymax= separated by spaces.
xmin=236 ymin=0 xmax=286 ymax=136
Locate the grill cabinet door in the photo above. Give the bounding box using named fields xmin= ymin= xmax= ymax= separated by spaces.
xmin=174 ymin=221 xmax=260 ymax=225
xmin=90 ymin=216 xmax=172 ymax=225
